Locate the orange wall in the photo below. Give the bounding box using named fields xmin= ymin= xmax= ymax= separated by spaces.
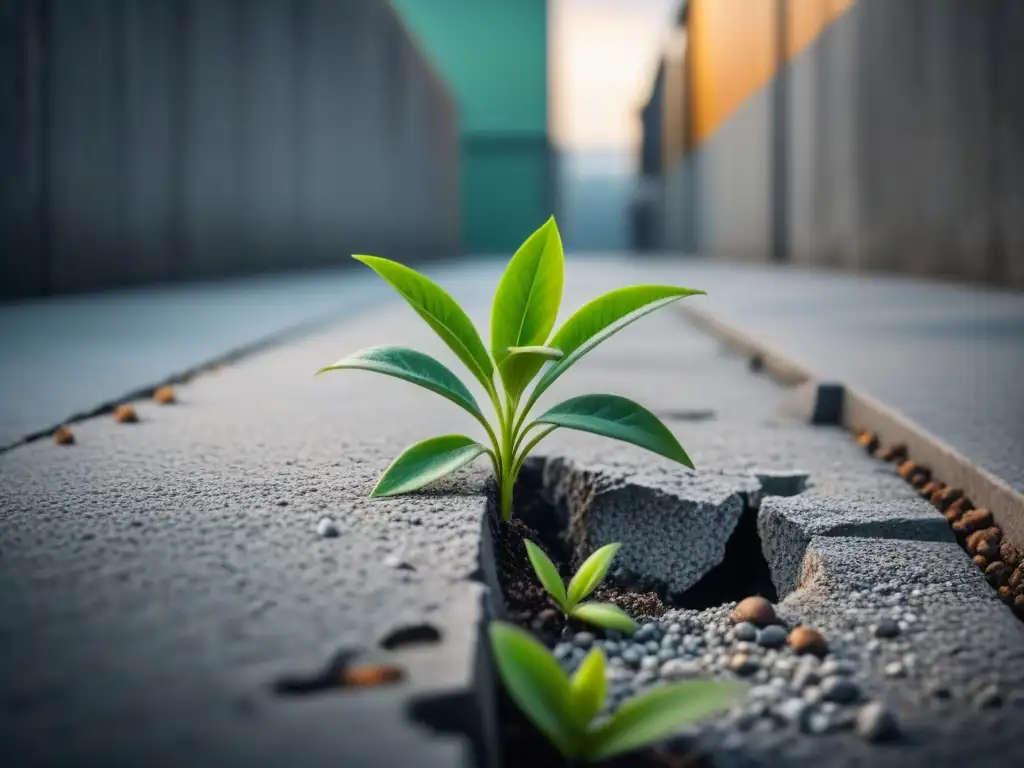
xmin=688 ymin=0 xmax=777 ymax=147
xmin=687 ymin=0 xmax=856 ymax=149
xmin=787 ymin=0 xmax=856 ymax=60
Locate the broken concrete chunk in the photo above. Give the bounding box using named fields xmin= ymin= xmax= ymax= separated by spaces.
xmin=542 ymin=457 xmax=758 ymax=598
xmin=759 ymin=495 xmax=954 ymax=597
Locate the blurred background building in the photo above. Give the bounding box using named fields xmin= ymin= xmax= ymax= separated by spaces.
xmin=1 ymin=0 xmax=1022 ymax=300
xmin=391 ymin=0 xmax=553 ymax=254
xmin=636 ymin=0 xmax=1024 ymax=288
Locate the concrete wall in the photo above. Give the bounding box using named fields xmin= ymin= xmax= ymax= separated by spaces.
xmin=0 ymin=0 xmax=459 ymax=300
xmin=654 ymin=0 xmax=1024 ymax=288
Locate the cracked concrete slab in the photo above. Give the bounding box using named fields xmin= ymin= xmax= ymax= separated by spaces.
xmin=760 ymin=496 xmax=956 ymax=596
xmin=3 ymin=258 xmax=1022 ymax=768
xmin=741 ymin=536 xmax=1024 ymax=768
xmin=543 ymin=456 xmax=760 ymax=597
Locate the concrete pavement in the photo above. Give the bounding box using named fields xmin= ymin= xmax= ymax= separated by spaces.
xmin=1 ymin=256 xmax=1022 ymax=767
xmin=654 ymin=260 xmax=1024 ymax=495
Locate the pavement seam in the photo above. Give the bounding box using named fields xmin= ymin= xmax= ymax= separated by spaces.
xmin=0 ymin=308 xmax=359 ymax=456
xmin=678 ymin=304 xmax=1024 ymax=554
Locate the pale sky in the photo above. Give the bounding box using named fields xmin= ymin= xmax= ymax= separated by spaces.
xmin=551 ymin=0 xmax=680 ymax=151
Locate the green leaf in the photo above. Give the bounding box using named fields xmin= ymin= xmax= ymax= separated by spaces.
xmin=530 ymin=285 xmax=705 ymax=406
xmin=587 ymin=680 xmax=746 ymax=761
xmin=569 ymin=648 xmax=607 ymax=729
xmin=370 ymin=435 xmax=487 ymax=498
xmin=353 ymin=255 xmax=494 ymax=391
xmin=566 ymin=543 xmax=621 ymax=606
xmin=490 ymin=217 xmax=564 ymax=394
xmin=317 ymin=345 xmax=484 ymax=422
xmin=506 ymin=345 xmax=564 ymax=360
xmin=489 ymin=622 xmax=580 ymax=758
xmin=534 ymin=394 xmax=693 ymax=467
xmin=569 ymin=602 xmax=639 ymax=635
xmin=524 ymin=539 xmax=568 ymax=610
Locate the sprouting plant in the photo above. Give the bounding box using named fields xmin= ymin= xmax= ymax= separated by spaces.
xmin=489 ymin=621 xmax=744 ymax=762
xmin=525 ymin=539 xmax=638 ymax=635
xmin=317 ymin=216 xmax=703 ymax=521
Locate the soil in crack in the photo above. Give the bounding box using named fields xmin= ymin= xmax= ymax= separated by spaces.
xmin=491 ymin=468 xmax=666 ymax=648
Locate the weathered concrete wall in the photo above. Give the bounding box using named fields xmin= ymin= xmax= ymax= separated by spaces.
xmin=0 ymin=0 xmax=459 ymax=299
xmin=657 ymin=0 xmax=1024 ymax=288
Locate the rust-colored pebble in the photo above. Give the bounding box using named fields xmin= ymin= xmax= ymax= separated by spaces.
xmin=341 ymin=663 xmax=404 ymax=688
xmin=953 ymin=508 xmax=994 ymax=536
xmin=897 ymin=460 xmax=918 ymax=480
xmin=730 ymin=596 xmax=777 ymax=627
xmin=973 ymin=554 xmax=990 ymax=569
xmin=908 ymin=469 xmax=931 ymax=489
xmin=153 ymin=386 xmax=176 ymax=405
xmin=999 ymin=585 xmax=1014 ymax=603
xmin=999 ymin=541 xmax=1022 ymax=570
xmin=1014 ymin=595 xmax=1024 ymax=615
xmin=857 ymin=431 xmax=880 ymax=453
xmin=986 ymin=561 xmax=1012 ymax=588
xmin=932 ymin=487 xmax=964 ymax=511
xmin=53 ymin=426 xmax=75 ymax=445
xmin=878 ymin=443 xmax=908 ymax=463
xmin=919 ymin=481 xmax=942 ymax=500
xmin=1009 ymin=567 xmax=1024 ymax=591
xmin=788 ymin=626 xmax=829 ymax=657
xmin=966 ymin=527 xmax=1002 ymax=559
xmin=113 ymin=404 xmax=138 ymax=424
xmin=944 ymin=497 xmax=973 ymax=523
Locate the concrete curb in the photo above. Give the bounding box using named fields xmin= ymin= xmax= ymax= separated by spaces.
xmin=679 ymin=304 xmax=1024 ymax=552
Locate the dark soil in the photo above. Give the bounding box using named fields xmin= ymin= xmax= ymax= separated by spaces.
xmin=491 ymin=488 xmax=666 ymax=647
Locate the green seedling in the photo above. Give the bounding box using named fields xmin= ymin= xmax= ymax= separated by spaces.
xmin=317 ymin=216 xmax=703 ymax=521
xmin=525 ymin=539 xmax=638 ymax=635
xmin=490 ymin=621 xmax=745 ymax=762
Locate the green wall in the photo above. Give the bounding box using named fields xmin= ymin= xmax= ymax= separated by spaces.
xmin=392 ymin=0 xmax=552 ymax=253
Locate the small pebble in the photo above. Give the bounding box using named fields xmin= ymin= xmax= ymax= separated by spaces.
xmin=874 ymin=618 xmax=901 ymax=638
xmin=821 ymin=676 xmax=861 ymax=704
xmin=733 ymin=622 xmax=758 ymax=642
xmin=731 ymin=596 xmax=777 ymax=626
xmin=153 ymin=385 xmax=176 ymax=404
xmin=640 ymin=656 xmax=660 ymax=672
xmin=53 ymin=426 xmax=75 ymax=445
xmin=856 ymin=702 xmax=900 ymax=742
xmin=660 ymin=659 xmax=701 ymax=681
xmin=819 ymin=659 xmax=856 ymax=678
xmin=757 ymin=624 xmax=788 ymax=649
xmin=113 ymin=404 xmax=139 ymax=423
xmin=974 ymin=685 xmax=1003 ymax=709
xmin=802 ymin=686 xmax=824 ymax=705
xmin=884 ymin=661 xmax=906 ymax=678
xmin=728 ymin=654 xmax=759 ymax=677
xmin=775 ymin=697 xmax=807 ymax=725
xmin=621 ymin=647 xmax=643 ymax=667
xmin=316 ymin=517 xmax=339 ymax=538
xmin=788 ymin=626 xmax=829 ymax=657
xmin=573 ymin=632 xmax=594 ymax=649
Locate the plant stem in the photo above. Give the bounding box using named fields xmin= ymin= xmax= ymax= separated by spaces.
xmin=499 ymin=467 xmax=515 ymax=521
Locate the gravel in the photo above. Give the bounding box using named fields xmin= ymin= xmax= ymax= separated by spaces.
xmin=315 ymin=517 xmax=339 ymax=538
xmin=855 ymin=702 xmax=901 ymax=742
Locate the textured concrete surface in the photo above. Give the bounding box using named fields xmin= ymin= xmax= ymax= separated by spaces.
xmin=0 ymin=261 xmax=490 ymax=450
xmin=2 ymin=256 xmax=1021 ymax=767
xmin=0 ymin=256 xmax=637 ymax=767
xmin=759 ymin=496 xmax=955 ymax=596
xmin=661 ymin=260 xmax=1024 ymax=496
xmin=543 ymin=457 xmax=757 ymax=597
xmin=746 ymin=536 xmax=1024 ymax=768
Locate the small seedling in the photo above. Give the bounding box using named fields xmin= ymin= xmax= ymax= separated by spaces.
xmin=317 ymin=216 xmax=703 ymax=521
xmin=525 ymin=539 xmax=638 ymax=634
xmin=489 ymin=621 xmax=745 ymax=762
